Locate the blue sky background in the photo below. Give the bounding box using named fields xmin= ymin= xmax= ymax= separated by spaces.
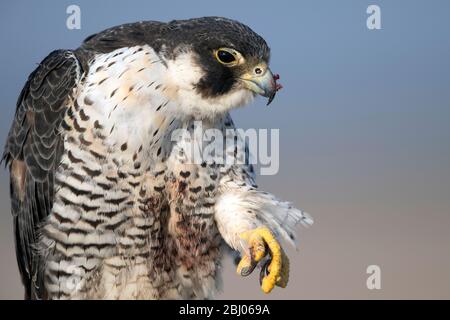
xmin=0 ymin=0 xmax=449 ymax=299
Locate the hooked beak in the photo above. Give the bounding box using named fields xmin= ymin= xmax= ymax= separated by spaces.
xmin=240 ymin=67 xmax=282 ymax=106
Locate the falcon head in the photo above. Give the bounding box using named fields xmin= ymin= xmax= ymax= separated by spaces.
xmin=160 ymin=17 xmax=281 ymax=117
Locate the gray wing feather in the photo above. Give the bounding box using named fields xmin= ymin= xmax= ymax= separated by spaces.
xmin=3 ymin=49 xmax=81 ymax=299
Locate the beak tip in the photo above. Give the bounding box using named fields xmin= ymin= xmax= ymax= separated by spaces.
xmin=266 ymin=93 xmax=276 ymax=106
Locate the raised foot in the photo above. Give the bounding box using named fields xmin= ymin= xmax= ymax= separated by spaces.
xmin=236 ymin=226 xmax=289 ymax=293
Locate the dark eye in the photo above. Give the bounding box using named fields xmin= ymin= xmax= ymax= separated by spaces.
xmin=216 ymin=50 xmax=237 ymax=64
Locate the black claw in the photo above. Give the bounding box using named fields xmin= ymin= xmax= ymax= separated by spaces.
xmin=240 ymin=251 xmax=257 ymax=277
xmin=259 ymin=258 xmax=271 ymax=285
xmin=241 ymin=265 xmax=256 ymax=277
xmin=259 ymin=243 xmax=272 ymax=284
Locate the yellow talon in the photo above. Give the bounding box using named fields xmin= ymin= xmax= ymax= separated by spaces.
xmin=237 ymin=226 xmax=289 ymax=293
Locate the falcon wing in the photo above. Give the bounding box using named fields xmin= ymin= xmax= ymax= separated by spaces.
xmin=3 ymin=50 xmax=82 ymax=299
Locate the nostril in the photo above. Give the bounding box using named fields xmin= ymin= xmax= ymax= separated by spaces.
xmin=254 ymin=67 xmax=263 ymax=75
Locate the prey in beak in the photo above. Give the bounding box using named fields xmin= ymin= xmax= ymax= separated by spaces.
xmin=240 ymin=65 xmax=283 ymax=105
xmin=267 ymin=74 xmax=283 ymax=105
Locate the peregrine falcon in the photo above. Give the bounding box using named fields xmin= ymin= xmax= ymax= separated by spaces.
xmin=3 ymin=17 xmax=312 ymax=299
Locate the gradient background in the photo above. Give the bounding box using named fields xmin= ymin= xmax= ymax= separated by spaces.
xmin=0 ymin=0 xmax=449 ymax=299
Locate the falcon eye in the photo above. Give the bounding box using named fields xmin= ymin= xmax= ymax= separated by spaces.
xmin=215 ymin=48 xmax=238 ymax=65
xmin=217 ymin=50 xmax=235 ymax=64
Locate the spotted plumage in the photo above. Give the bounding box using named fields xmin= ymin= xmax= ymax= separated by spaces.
xmin=3 ymin=17 xmax=312 ymax=300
